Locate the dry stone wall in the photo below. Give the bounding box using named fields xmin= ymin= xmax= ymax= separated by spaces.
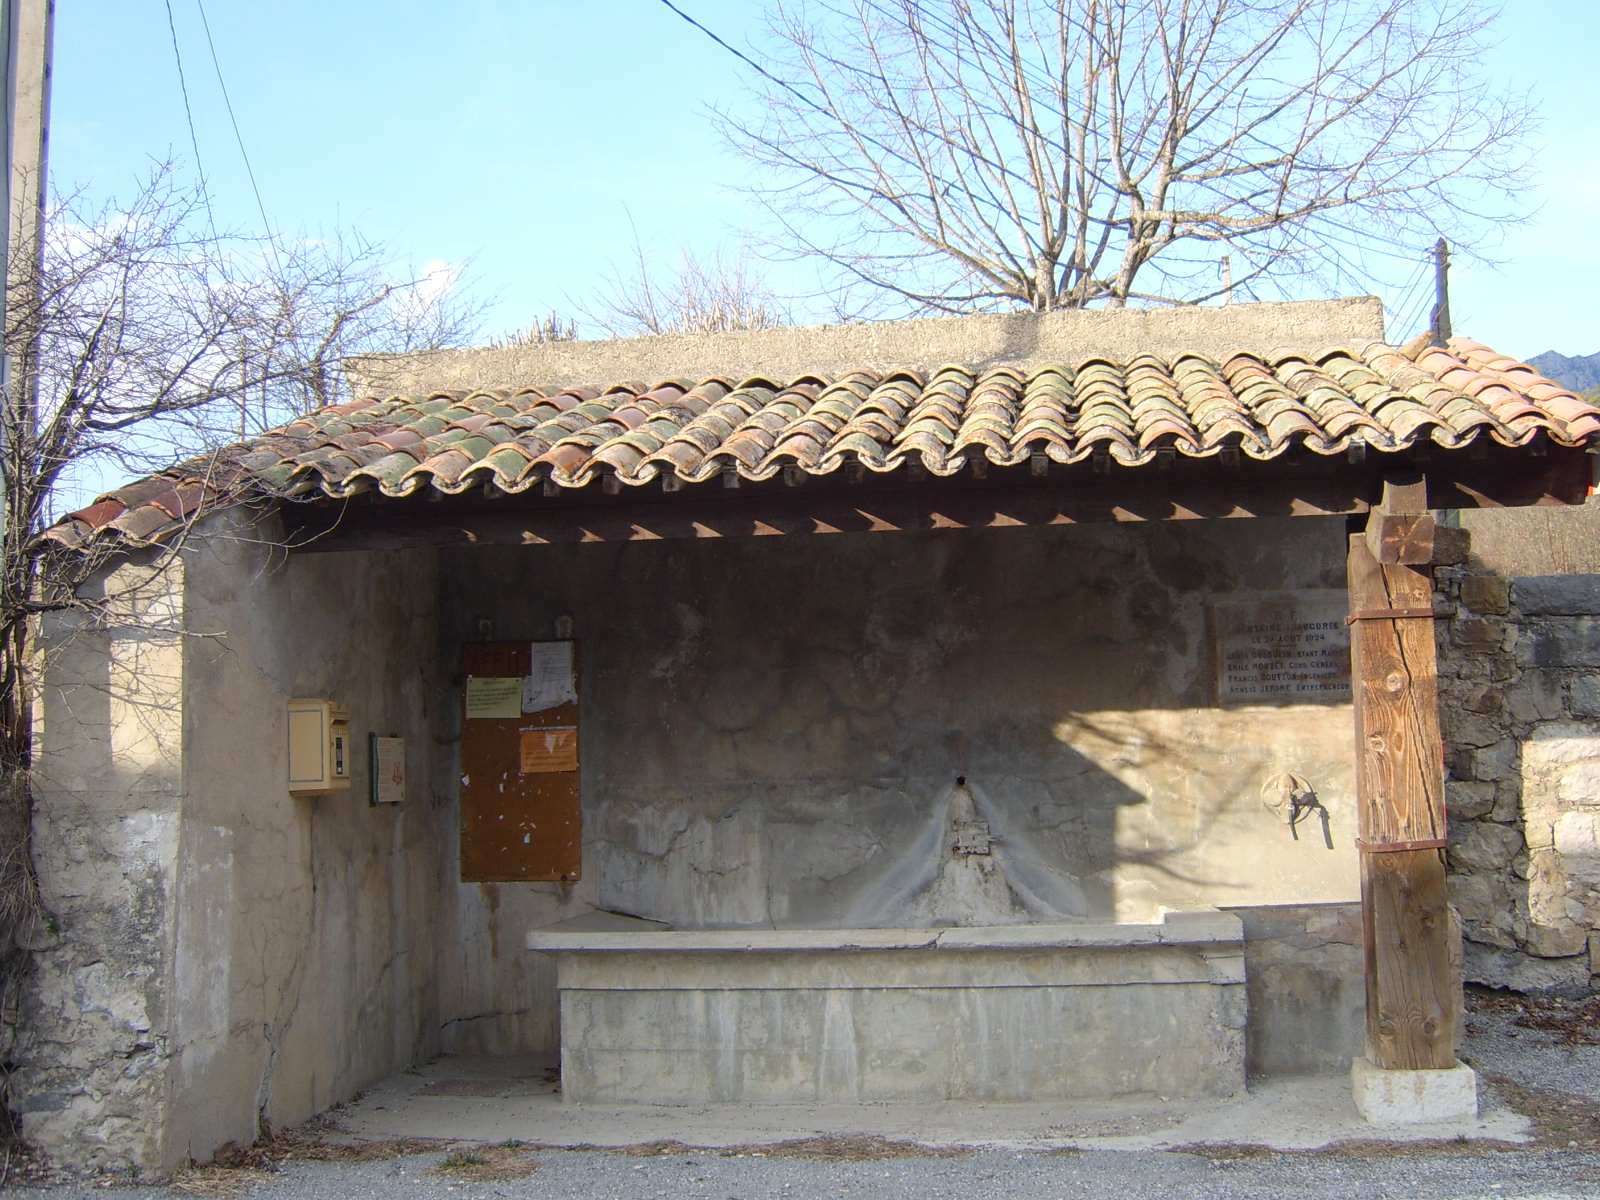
xmin=1435 ymin=531 xmax=1600 ymax=993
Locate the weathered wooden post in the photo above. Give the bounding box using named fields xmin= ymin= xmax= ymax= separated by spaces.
xmin=1346 ymin=474 xmax=1476 ymax=1120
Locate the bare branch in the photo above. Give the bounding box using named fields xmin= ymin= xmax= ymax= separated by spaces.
xmin=0 ymin=157 xmax=485 ymax=802
xmin=573 ymin=229 xmax=791 ymax=339
xmin=720 ymin=0 xmax=1535 ymax=314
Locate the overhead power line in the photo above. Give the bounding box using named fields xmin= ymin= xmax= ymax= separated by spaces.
xmin=193 ymin=0 xmax=275 ymax=253
xmin=162 ymin=0 xmax=213 ymax=233
xmin=654 ymin=0 xmax=831 ymax=122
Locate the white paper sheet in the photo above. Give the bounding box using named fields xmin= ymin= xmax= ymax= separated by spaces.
xmin=522 ymin=641 xmax=577 ymax=713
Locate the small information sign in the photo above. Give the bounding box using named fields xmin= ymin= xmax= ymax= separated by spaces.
xmin=522 ymin=641 xmax=578 ymax=713
xmin=370 ymin=735 xmax=406 ymax=805
xmin=1211 ymin=590 xmax=1351 ymax=705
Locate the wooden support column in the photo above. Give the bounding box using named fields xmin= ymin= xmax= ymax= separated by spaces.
xmin=1348 ymin=475 xmax=1456 ymax=1072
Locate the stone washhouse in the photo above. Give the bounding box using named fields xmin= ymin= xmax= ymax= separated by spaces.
xmin=15 ymin=298 xmax=1600 ymax=1173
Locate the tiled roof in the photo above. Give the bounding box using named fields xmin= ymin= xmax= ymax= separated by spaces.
xmin=45 ymin=336 xmax=1600 ymax=551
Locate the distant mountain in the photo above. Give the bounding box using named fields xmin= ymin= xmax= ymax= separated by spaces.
xmin=1528 ymin=350 xmax=1600 ymax=394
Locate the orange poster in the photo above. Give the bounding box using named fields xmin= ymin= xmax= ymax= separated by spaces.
xmin=520 ymin=726 xmax=578 ymax=773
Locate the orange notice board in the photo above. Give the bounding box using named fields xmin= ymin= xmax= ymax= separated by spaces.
xmin=459 ymin=641 xmax=581 ymax=882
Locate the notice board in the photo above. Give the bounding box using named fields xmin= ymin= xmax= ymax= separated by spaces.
xmin=459 ymin=640 xmax=581 ymax=882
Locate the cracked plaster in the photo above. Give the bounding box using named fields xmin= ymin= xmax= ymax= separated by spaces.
xmin=441 ymin=517 xmax=1360 ymax=933
xmin=19 ymin=512 xmax=464 ymax=1176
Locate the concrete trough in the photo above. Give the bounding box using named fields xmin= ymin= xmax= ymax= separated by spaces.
xmin=527 ymin=909 xmax=1246 ymax=1105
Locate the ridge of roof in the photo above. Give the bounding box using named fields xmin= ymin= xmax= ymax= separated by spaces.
xmin=351 ymin=297 xmax=1386 ymax=397
xmin=44 ymin=336 xmax=1600 ymax=553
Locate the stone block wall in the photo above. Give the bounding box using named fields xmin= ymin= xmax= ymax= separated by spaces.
xmin=17 ymin=556 xmax=186 ymax=1171
xmin=1435 ymin=534 xmax=1600 ymax=993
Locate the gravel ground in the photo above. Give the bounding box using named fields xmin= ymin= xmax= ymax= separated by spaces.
xmin=1466 ymin=991 xmax=1600 ymax=1102
xmin=7 ymin=1141 xmax=1600 ymax=1200
xmin=8 ymin=988 xmax=1600 ymax=1200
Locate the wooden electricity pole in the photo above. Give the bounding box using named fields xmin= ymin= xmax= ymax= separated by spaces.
xmin=1348 ymin=474 xmax=1456 ymax=1071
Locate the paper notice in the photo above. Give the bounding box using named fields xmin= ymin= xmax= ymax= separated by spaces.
xmin=371 ymin=736 xmax=406 ymax=804
xmin=465 ymin=676 xmax=522 ymax=719
xmin=522 ymin=641 xmax=577 ymax=713
xmin=520 ymin=726 xmax=579 ymax=773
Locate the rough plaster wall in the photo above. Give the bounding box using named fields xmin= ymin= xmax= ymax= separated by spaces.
xmin=169 ymin=511 xmax=449 ymax=1164
xmin=353 ymin=297 xmax=1386 ymax=396
xmin=22 ymin=512 xmax=453 ymax=1176
xmin=18 ymin=556 xmax=187 ymax=1173
xmin=1435 ymin=556 xmax=1600 ymax=994
xmin=438 ymin=518 xmax=1361 ymax=945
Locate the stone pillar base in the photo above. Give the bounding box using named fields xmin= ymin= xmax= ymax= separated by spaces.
xmin=1351 ymin=1056 xmax=1478 ymax=1124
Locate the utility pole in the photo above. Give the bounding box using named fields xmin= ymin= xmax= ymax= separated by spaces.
xmin=2 ymin=0 xmax=51 ymax=550
xmin=1428 ymin=238 xmax=1452 ymax=348
xmin=8 ymin=0 xmax=50 ymax=283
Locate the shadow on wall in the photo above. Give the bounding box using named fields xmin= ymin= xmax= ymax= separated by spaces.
xmin=442 ymin=519 xmax=1358 ymax=932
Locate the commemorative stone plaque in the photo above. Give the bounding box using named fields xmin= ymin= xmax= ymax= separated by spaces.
xmin=1210 ymin=590 xmax=1351 ymax=705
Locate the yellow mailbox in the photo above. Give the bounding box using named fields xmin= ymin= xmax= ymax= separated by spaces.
xmin=287 ymin=699 xmax=352 ymax=794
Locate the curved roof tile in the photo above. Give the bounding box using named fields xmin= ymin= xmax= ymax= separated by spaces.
xmin=43 ymin=335 xmax=1600 ymax=549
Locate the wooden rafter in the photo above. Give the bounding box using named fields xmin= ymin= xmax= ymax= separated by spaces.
xmin=283 ymin=448 xmax=1591 ymax=554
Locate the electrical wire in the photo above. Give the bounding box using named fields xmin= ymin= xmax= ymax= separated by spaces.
xmin=163 ymin=0 xmax=215 ymax=235
xmin=1395 ymin=249 xmax=1446 ymax=340
xmin=193 ymin=0 xmax=277 ymax=259
xmin=1387 ymin=251 xmax=1437 ymax=341
xmin=655 ymin=0 xmax=1026 ymax=228
xmin=654 ymin=0 xmax=831 ymax=123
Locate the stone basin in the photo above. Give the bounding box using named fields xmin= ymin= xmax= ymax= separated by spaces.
xmin=527 ymin=909 xmax=1246 ymax=1105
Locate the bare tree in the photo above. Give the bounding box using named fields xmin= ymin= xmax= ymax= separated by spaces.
xmin=575 ymin=230 xmax=789 ymax=338
xmin=489 ymin=312 xmax=580 ymax=349
xmin=0 ymin=161 xmax=481 ymax=1002
xmin=722 ymin=0 xmax=1534 ymax=314
xmin=13 ymin=164 xmax=482 ymax=503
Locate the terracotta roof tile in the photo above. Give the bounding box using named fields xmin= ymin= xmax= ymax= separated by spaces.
xmin=42 ymin=335 xmax=1600 ymax=549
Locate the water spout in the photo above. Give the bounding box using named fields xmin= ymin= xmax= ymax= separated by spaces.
xmin=844 ymin=777 xmax=1087 ymax=927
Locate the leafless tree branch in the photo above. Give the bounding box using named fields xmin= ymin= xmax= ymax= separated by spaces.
xmin=573 ymin=224 xmax=791 ymax=338
xmin=0 ymin=160 xmax=484 ymax=989
xmin=720 ymin=0 xmax=1535 ymax=314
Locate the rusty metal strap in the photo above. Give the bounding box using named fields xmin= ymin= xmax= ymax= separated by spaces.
xmin=1356 ymin=836 xmax=1449 ymax=853
xmin=1345 ymin=607 xmax=1436 ymax=625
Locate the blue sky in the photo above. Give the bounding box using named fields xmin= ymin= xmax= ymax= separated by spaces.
xmin=51 ymin=1 xmax=1600 ymax=361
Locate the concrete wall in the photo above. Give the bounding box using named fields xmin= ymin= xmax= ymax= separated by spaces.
xmin=353 ymin=297 xmax=1387 ymax=396
xmin=1226 ymin=902 xmax=1365 ymax=1076
xmin=1458 ymin=499 xmax=1600 ymax=578
xmin=19 ymin=555 xmax=187 ymax=1171
xmin=438 ymin=517 xmax=1361 ymax=941
xmin=171 ymin=513 xmax=447 ymax=1159
xmin=17 ymin=512 xmax=466 ymax=1175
